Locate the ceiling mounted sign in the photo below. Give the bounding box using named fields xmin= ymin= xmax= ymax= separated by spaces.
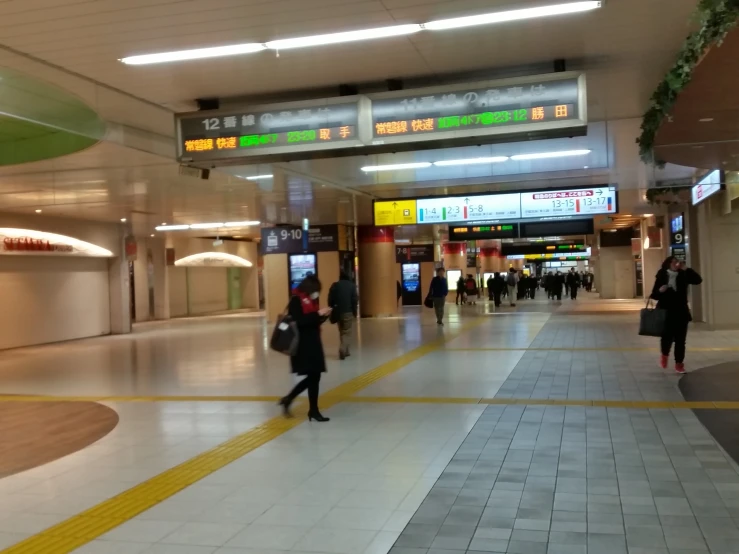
xmin=0 ymin=229 xmax=113 ymax=257
xmin=174 ymin=252 xmax=253 ymax=267
xmin=176 ymin=72 xmax=586 ymax=165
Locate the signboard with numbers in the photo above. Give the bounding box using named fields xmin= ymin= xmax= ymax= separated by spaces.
xmin=176 ymin=73 xmax=586 ymax=164
xmin=374 ymin=186 xmax=617 ymax=227
xmin=177 ymin=97 xmax=366 ymax=163
xmin=449 ymin=223 xmax=519 ymax=241
xmin=395 ymin=245 xmax=435 ymax=263
xmin=261 ymin=225 xmax=339 ymax=254
xmin=519 ymin=186 xmax=616 ymax=219
xmin=369 ymin=72 xmax=586 ymax=146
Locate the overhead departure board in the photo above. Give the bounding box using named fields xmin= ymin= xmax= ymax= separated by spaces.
xmin=449 ymin=224 xmax=519 ymax=241
xmin=373 ymin=186 xmax=617 ymax=227
xmin=176 ymin=72 xmax=586 ymax=163
xmin=371 ymin=75 xmax=582 ymax=143
xmin=177 ymin=98 xmax=363 ymax=162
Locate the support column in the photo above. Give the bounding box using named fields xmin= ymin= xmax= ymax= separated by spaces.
xmin=108 ymin=232 xmax=132 ymax=335
xmin=358 ymin=226 xmax=397 ymax=317
xmin=150 ymin=237 xmax=170 ymax=320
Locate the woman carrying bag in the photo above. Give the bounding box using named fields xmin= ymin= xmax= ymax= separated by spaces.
xmin=278 ymin=275 xmax=332 ymax=421
xmin=650 ymin=256 xmax=702 ymax=374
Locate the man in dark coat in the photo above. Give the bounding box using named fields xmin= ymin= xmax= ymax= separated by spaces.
xmin=328 ymin=271 xmax=358 ymax=360
xmin=551 ymin=271 xmax=564 ymax=301
xmin=566 ymin=268 xmax=581 ymax=300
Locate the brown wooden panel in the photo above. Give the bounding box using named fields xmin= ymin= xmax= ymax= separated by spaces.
xmin=0 ymin=400 xmax=118 ymax=479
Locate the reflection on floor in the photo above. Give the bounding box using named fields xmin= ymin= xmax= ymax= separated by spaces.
xmin=0 ymin=294 xmax=737 ymax=554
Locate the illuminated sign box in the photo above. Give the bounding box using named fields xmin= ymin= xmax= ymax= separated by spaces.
xmin=691 ymin=170 xmax=723 ymax=206
xmin=176 ymin=72 xmax=586 ymax=164
xmin=373 ymin=186 xmax=617 ymax=227
xmin=369 ymin=72 xmax=586 ymax=147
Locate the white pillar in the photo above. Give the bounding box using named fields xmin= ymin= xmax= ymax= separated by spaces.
xmin=150 ymin=237 xmax=170 ymax=320
xmin=108 ymin=233 xmax=132 ymax=335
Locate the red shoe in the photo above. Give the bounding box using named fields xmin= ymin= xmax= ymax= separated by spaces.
xmin=675 ymin=363 xmax=686 ymax=374
xmin=660 ymin=355 xmax=668 ymax=369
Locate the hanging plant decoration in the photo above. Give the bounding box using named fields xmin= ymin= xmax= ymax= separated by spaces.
xmin=645 ymin=186 xmax=693 ymax=205
xmin=637 ymin=0 xmax=739 ymax=165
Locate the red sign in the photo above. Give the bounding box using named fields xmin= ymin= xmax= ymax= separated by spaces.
xmin=3 ymin=237 xmax=73 ymax=252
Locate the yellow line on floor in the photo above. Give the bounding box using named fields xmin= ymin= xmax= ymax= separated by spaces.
xmin=444 ymin=346 xmax=739 ymax=352
xmin=350 ymin=397 xmax=739 ymax=409
xmin=1 ymin=318 xmax=487 ymax=554
xmin=0 ymin=395 xmax=283 ymax=403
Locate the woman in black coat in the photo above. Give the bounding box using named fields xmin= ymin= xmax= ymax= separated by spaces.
xmin=650 ymin=256 xmax=702 ymax=374
xmin=279 ymin=276 xmax=331 ymax=421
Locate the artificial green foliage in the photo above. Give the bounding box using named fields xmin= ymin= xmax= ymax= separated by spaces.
xmin=637 ymin=0 xmax=739 ymax=164
xmin=645 ymin=186 xmax=693 ymax=205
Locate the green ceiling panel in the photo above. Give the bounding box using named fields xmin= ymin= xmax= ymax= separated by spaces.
xmin=0 ymin=68 xmax=106 ymax=165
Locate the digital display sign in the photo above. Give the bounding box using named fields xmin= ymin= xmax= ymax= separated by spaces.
xmin=449 ymin=224 xmax=519 ymax=241
xmin=373 ymin=186 xmax=617 ymax=227
xmin=177 ymin=99 xmax=362 ymax=162
xmin=176 ymin=72 xmax=586 ymax=163
xmin=370 ymin=74 xmax=584 ymax=145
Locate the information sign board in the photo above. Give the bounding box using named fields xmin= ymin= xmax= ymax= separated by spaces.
xmin=373 ymin=186 xmax=617 ymax=227
xmin=371 ymin=75 xmax=582 ymax=143
xmin=691 ymin=170 xmax=722 ymax=206
xmin=449 ymin=224 xmax=519 ymax=241
xmin=519 ymin=186 xmax=616 ymax=219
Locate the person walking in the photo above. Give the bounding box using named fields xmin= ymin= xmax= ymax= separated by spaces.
xmin=528 ymin=275 xmax=538 ymax=300
xmin=279 ymin=275 xmax=331 ymax=422
xmin=487 ymin=274 xmax=494 ymax=302
xmin=567 ymin=268 xmax=581 ymax=300
xmin=650 ymin=256 xmax=702 ymax=374
xmin=551 ymin=271 xmax=564 ymax=301
xmin=429 ymin=267 xmax=449 ymax=325
xmin=328 ymin=271 xmax=358 ymax=360
xmin=455 ymin=275 xmax=465 ymax=305
xmin=506 ymin=268 xmax=519 ymax=307
xmin=465 ymin=274 xmax=478 ymax=305
xmin=492 ymin=273 xmax=505 ymax=307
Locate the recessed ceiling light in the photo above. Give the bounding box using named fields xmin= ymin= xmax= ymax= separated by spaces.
xmin=433 ymin=156 xmax=509 ymax=166
xmin=240 ymin=174 xmax=273 ymax=181
xmin=424 ymin=1 xmax=601 ymax=30
xmin=699 ymin=118 xmax=714 ymax=122
xmin=120 ymin=218 xmax=127 ymax=222
xmin=224 ymin=221 xmax=261 ymax=227
xmin=150 ymin=234 xmax=155 ymax=237
xmin=35 ymin=209 xmax=42 ymax=213
xmin=161 ymin=222 xmax=167 ymax=225
xmin=121 ymin=43 xmax=267 ymax=65
xmin=510 ymin=149 xmax=591 ymax=161
xmin=189 ymin=222 xmax=224 ymax=229
xmin=156 ymin=225 xmax=190 ymax=231
xmin=361 ymin=162 xmax=433 ymax=172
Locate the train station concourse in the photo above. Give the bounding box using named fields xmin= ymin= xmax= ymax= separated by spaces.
xmin=3 ymin=1 xmax=739 ymax=553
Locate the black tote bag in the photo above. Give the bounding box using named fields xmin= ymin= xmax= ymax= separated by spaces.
xmin=639 ymin=298 xmax=667 ymax=337
xmin=270 ymin=307 xmax=299 ymax=356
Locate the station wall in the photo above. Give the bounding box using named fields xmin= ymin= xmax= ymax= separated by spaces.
xmin=0 ymin=213 xmax=121 ymax=350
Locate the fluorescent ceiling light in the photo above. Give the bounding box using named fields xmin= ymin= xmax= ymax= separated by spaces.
xmin=121 ymin=43 xmax=266 ymax=65
xmin=224 ymin=221 xmax=261 ymax=227
xmin=189 ymin=222 xmax=225 ymax=229
xmin=361 ymin=162 xmax=432 ymax=172
xmin=433 ymin=156 xmax=509 ymax=166
xmin=156 ymin=225 xmax=190 ymax=231
xmin=510 ymin=149 xmax=591 ymax=161
xmin=266 ymin=24 xmax=422 ymax=50
xmin=425 ymin=1 xmax=602 ymax=30
xmin=240 ymin=174 xmax=273 ymax=181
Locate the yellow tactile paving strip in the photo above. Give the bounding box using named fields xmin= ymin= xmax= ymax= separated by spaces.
xmin=0 ymin=319 xmax=487 ymax=554
xmin=444 ymin=346 xmax=739 ymax=352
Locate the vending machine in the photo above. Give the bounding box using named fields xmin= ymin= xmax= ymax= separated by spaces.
xmin=400 ymin=262 xmax=422 ymax=305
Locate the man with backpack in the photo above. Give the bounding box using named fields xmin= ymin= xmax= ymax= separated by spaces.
xmin=506 ymin=268 xmax=519 ymax=307
xmin=328 ymin=271 xmax=358 ymax=360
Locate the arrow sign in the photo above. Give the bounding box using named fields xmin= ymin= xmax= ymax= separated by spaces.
xmin=464 ymin=198 xmax=470 ymax=204
xmin=597 ymin=190 xmax=603 ymax=195
xmin=392 ymin=202 xmax=398 ymax=208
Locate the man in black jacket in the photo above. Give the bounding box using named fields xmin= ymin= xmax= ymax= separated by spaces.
xmin=328 ymin=272 xmax=358 ymax=360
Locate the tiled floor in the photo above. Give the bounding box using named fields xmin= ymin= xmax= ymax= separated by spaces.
xmin=0 ymin=294 xmax=738 ymax=554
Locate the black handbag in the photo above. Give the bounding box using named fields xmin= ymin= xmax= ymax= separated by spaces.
xmin=424 ymin=295 xmax=434 ymax=309
xmin=270 ymin=307 xmax=299 ymax=356
xmin=639 ymin=297 xmax=667 ymax=337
